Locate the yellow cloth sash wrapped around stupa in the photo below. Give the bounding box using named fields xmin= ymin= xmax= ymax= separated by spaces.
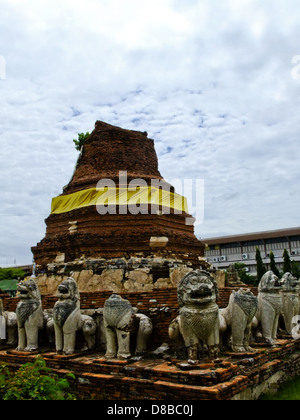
xmin=51 ymin=186 xmax=189 ymax=215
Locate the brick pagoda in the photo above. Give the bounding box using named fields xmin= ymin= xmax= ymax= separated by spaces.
xmin=32 ymin=121 xmax=207 ymax=294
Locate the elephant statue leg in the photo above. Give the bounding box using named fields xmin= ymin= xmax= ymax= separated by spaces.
xmin=206 ymin=317 xmax=220 ymax=358
xmin=135 ymin=315 xmax=153 ymax=356
xmin=116 ymin=329 xmax=131 ymax=360
xmin=24 ymin=322 xmax=39 ymax=352
xmin=231 ymin=309 xmax=247 ymax=352
xmin=243 ymin=322 xmax=254 ymax=352
xmin=62 ymin=330 xmax=77 ymax=355
xmin=61 ymin=310 xmax=81 ymax=355
xmin=24 ymin=309 xmax=43 ymax=352
xmin=103 ymin=295 xmax=153 ymax=360
xmin=261 ymin=306 xmax=275 ymax=345
xmin=16 ymin=327 xmax=26 ymax=351
xmin=187 ymin=344 xmax=199 ymax=364
xmin=6 ymin=313 xmax=18 ymax=347
xmin=54 ymin=322 xmax=64 ymax=354
xmin=272 ymin=314 xmax=280 ymax=342
xmin=105 ymin=326 xmax=118 ymax=359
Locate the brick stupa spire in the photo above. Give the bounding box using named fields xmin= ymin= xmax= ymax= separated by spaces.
xmin=32 ymin=121 xmax=205 ymax=277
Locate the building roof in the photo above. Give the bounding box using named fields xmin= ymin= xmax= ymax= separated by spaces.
xmin=0 ymin=279 xmax=18 ymax=292
xmin=203 ymin=227 xmax=300 ymax=245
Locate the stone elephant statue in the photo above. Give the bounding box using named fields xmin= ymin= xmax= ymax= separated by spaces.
xmin=280 ymin=273 xmax=300 ymax=335
xmin=103 ymin=294 xmax=153 ymax=360
xmin=0 ymin=297 xmax=18 ymax=347
xmin=169 ymin=270 xmax=220 ymax=362
xmin=255 ymin=271 xmax=283 ymax=346
xmin=53 ymin=278 xmax=97 ymax=355
xmin=16 ymin=277 xmax=44 ymax=352
xmin=219 ymin=288 xmax=258 ymax=353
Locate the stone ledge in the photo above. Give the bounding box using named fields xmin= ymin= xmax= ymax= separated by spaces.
xmin=1 ymin=339 xmax=300 ymax=400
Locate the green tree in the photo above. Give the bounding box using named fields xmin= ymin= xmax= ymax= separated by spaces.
xmin=232 ymin=263 xmax=256 ymax=285
xmin=0 ymin=356 xmax=76 ymax=400
xmin=283 ymin=249 xmax=292 ymax=274
xmin=0 ymin=268 xmax=25 ymax=281
xmin=256 ymin=247 xmax=267 ymax=282
xmin=73 ymin=132 xmax=90 ymax=152
xmin=291 ymin=261 xmax=300 ymax=278
xmin=269 ymin=251 xmax=280 ymax=277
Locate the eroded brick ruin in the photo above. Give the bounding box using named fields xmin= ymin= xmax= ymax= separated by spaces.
xmin=33 ymin=121 xmax=205 ymax=266
xmin=32 ymin=121 xmax=208 ymax=294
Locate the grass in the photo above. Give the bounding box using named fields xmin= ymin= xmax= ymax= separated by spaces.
xmin=260 ymin=376 xmax=300 ymax=400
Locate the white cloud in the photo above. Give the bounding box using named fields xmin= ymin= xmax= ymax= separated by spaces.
xmin=0 ymin=0 xmax=300 ymax=264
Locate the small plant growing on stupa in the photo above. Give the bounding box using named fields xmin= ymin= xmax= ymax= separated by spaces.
xmin=73 ymin=132 xmax=90 ymax=151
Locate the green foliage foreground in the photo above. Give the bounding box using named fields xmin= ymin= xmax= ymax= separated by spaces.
xmin=260 ymin=376 xmax=300 ymax=400
xmin=0 ymin=356 xmax=76 ymax=400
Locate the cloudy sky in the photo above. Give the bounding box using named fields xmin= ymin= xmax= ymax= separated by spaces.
xmin=0 ymin=0 xmax=300 ymax=266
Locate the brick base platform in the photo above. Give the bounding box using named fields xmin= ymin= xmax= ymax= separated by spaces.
xmin=1 ymin=339 xmax=300 ymax=400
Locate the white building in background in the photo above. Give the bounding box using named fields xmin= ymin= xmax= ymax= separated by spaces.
xmin=204 ymin=227 xmax=300 ymax=277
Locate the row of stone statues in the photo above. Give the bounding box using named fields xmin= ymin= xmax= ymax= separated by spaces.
xmin=0 ymin=270 xmax=299 ymax=362
xmin=169 ymin=270 xmax=300 ymax=363
xmin=0 ymin=277 xmax=97 ymax=354
xmin=0 ymin=276 xmax=153 ymax=358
